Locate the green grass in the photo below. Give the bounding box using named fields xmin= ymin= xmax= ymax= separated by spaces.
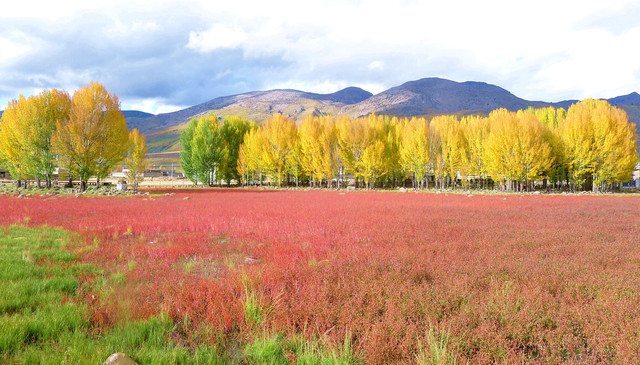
xmin=0 ymin=225 xmax=358 ymax=364
xmin=244 ymin=332 xmax=356 ymax=365
xmin=0 ymin=225 xmax=226 ymax=364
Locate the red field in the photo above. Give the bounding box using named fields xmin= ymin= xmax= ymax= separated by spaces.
xmin=3 ymin=189 xmax=640 ymax=363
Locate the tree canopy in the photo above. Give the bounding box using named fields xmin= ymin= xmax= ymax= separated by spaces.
xmin=52 ymin=82 xmax=129 ymax=190
xmin=233 ymin=102 xmax=637 ymax=191
xmin=0 ymin=82 xmax=137 ymax=191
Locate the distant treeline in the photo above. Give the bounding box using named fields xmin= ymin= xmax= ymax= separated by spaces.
xmin=181 ymin=99 xmax=638 ymax=192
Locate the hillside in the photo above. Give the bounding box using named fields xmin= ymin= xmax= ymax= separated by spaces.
xmin=127 ymin=87 xmax=372 ymax=134
xmin=2 ymin=78 xmax=637 ymax=157
xmin=138 ymin=78 xmax=639 ymax=155
xmin=609 ymin=92 xmax=640 ymax=125
xmin=344 ymin=77 xmax=549 ymax=117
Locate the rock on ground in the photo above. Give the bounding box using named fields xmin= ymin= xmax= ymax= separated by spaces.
xmin=104 ymin=353 xmax=138 ymax=365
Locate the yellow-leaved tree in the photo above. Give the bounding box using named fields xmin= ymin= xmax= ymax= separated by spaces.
xmin=260 ymin=114 xmax=298 ymax=186
xmin=336 ymin=116 xmax=378 ymax=188
xmin=382 ymin=116 xmax=403 ymax=188
xmin=0 ymin=90 xmax=71 ymax=188
xmin=523 ymin=106 xmax=568 ymax=188
xmin=298 ymin=115 xmax=337 ymax=187
xmin=0 ymin=96 xmax=32 ymax=186
xmin=399 ymin=117 xmax=433 ymax=189
xmin=431 ymin=115 xmax=467 ymax=188
xmin=52 ymin=82 xmax=129 ymax=191
xmin=461 ymin=115 xmax=490 ymax=189
xmin=125 ymin=128 xmax=147 ymax=192
xmin=562 ymin=99 xmax=637 ymax=191
xmin=484 ymin=109 xmax=553 ymax=191
xmin=239 ymin=127 xmax=266 ymax=185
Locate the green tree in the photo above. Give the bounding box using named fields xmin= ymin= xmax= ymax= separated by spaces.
xmin=180 ymin=117 xmax=199 ymax=185
xmin=218 ymin=116 xmax=253 ymax=186
xmin=191 ymin=114 xmax=223 ymax=186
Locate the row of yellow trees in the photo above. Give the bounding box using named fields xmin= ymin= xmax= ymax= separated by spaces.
xmin=0 ymin=82 xmax=147 ymax=191
xmin=237 ymin=99 xmax=638 ymax=191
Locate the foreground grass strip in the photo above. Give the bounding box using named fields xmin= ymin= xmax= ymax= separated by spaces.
xmin=0 ymin=225 xmax=346 ymax=364
xmin=0 ymin=225 xmax=227 ymax=364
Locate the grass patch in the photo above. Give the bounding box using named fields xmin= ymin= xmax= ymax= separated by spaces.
xmin=0 ymin=225 xmax=359 ymax=363
xmin=0 ymin=225 xmax=227 ymax=364
xmin=244 ymin=332 xmax=357 ymax=365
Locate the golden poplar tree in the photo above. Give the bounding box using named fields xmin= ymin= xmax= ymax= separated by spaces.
xmin=400 ymin=117 xmax=432 ymax=188
xmin=563 ymin=99 xmax=638 ymax=190
xmin=336 ymin=116 xmax=378 ymax=188
xmin=0 ymin=97 xmax=32 ymax=185
xmin=358 ymin=139 xmax=386 ymax=189
xmin=0 ymin=90 xmax=71 ymax=188
xmin=260 ymin=114 xmax=298 ymax=186
xmin=383 ymin=116 xmax=403 ymax=187
xmin=461 ymin=115 xmax=490 ymax=188
xmin=431 ymin=115 xmax=467 ymax=188
xmin=299 ymin=115 xmax=337 ymax=187
xmin=52 ymin=82 xmax=129 ymax=191
xmin=239 ymin=126 xmax=266 ymax=185
xmin=125 ymin=128 xmax=147 ymax=192
xmin=523 ymin=107 xmax=568 ymax=188
xmin=484 ymin=109 xmax=553 ymax=190
xmin=237 ymin=144 xmax=248 ymax=186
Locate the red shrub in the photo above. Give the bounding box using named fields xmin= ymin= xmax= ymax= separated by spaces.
xmin=3 ymin=190 xmax=640 ymax=362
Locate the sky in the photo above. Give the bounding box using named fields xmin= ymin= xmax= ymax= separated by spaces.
xmin=1 ymin=0 xmax=639 ymax=114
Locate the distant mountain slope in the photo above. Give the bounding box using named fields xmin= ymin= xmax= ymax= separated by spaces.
xmin=344 ymin=78 xmax=549 ymax=117
xmin=608 ymin=92 xmax=640 ymax=125
xmin=127 ymin=87 xmax=372 ymax=133
xmin=122 ymin=110 xmax=154 ymax=119
xmin=4 ymin=78 xmax=637 ymax=156
xmin=608 ymin=92 xmax=640 ymax=106
xmin=138 ymin=78 xmax=640 ymax=154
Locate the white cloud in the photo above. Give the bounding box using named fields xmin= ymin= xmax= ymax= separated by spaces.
xmin=369 ymin=61 xmax=384 ymax=71
xmin=1 ymin=0 xmax=640 ymax=110
xmin=123 ymin=98 xmax=186 ymax=114
xmin=0 ymin=36 xmax=32 ymax=66
xmin=186 ymin=24 xmax=248 ymax=53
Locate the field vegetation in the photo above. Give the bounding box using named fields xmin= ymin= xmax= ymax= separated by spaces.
xmin=2 ymin=189 xmax=640 ymax=363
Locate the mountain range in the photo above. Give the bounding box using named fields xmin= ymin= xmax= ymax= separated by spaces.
xmin=129 ymin=78 xmax=640 ymax=159
xmin=2 ymin=77 xmax=639 ymax=162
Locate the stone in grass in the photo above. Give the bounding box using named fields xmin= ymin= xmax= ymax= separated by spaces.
xmin=244 ymin=256 xmax=261 ymax=265
xmin=104 ymin=353 xmax=138 ymax=365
